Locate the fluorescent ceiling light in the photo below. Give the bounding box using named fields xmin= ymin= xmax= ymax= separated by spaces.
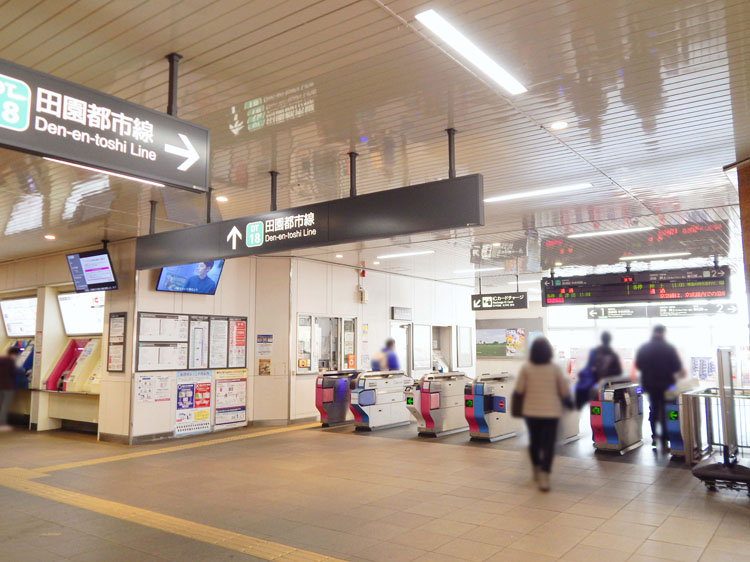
xmin=548 ymin=121 xmax=568 ymax=130
xmin=415 ymin=9 xmax=527 ymax=95
xmin=568 ymin=226 xmax=655 ymax=239
xmin=484 ymin=182 xmax=592 ymax=203
xmin=44 ymin=157 xmax=165 ymax=187
xmin=215 ymin=195 xmax=228 ymax=202
xmin=372 ymin=261 xmax=380 ymax=265
xmin=335 ymin=254 xmax=344 ymax=258
xmin=44 ymin=234 xmax=56 ymax=240
xmin=620 ymin=252 xmax=691 ymax=261
xmin=454 ymin=267 xmax=504 ymax=274
xmin=376 ymin=250 xmax=435 ymax=260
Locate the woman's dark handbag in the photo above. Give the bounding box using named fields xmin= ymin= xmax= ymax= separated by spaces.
xmin=511 ymin=391 xmax=524 ymax=418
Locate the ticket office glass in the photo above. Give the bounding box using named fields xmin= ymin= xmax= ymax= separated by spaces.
xmin=297 ymin=315 xmax=356 ymax=373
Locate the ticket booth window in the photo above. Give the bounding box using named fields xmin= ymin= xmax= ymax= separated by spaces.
xmin=315 ymin=316 xmax=340 ymax=371
xmin=343 ymin=318 xmax=356 ymax=369
xmin=297 ymin=315 xmax=312 ymax=371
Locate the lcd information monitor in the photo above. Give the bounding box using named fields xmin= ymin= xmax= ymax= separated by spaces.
xmin=0 ymin=297 xmax=37 ymax=338
xmin=156 ymin=260 xmax=225 ymax=295
xmin=57 ymin=292 xmax=105 ymax=336
xmin=66 ymin=249 xmax=118 ymax=292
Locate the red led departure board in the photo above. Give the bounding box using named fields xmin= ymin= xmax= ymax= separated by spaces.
xmin=541 ymin=266 xmax=730 ymax=307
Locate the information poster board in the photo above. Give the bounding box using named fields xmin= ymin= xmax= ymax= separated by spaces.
xmin=209 ymin=317 xmax=229 ymax=369
xmin=175 ymin=370 xmax=212 ymax=436
xmin=138 ymin=313 xmax=189 ymax=342
xmin=137 ymin=342 xmax=188 ymax=372
xmin=256 ymin=334 xmax=273 ymax=376
xmin=214 ymin=368 xmax=248 ymax=429
xmin=107 ymin=312 xmax=126 ymax=372
xmin=188 ymin=315 xmax=210 ymax=369
xmin=135 ymin=373 xmax=171 ymax=403
xmin=229 ymin=317 xmax=247 ymax=368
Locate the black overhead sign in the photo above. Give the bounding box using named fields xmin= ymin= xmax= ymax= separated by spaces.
xmin=588 ymin=303 xmax=737 ymax=319
xmin=0 ymin=58 xmax=209 ymax=192
xmin=135 ymin=175 xmax=484 ymax=270
xmin=542 ymin=266 xmax=730 ymax=307
xmin=472 ymin=292 xmax=528 ymax=311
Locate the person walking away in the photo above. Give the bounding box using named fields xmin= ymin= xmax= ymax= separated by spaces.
xmin=636 ymin=325 xmax=683 ymax=450
xmin=515 ymin=337 xmax=570 ymax=491
xmin=0 ymin=346 xmax=21 ymax=431
xmin=370 ymin=338 xmax=400 ymax=371
xmin=591 ymin=332 xmax=623 ymax=382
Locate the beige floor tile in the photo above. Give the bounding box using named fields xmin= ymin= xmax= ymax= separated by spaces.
xmin=387 ymin=511 xmax=435 ymax=529
xmin=597 ymin=520 xmax=656 ymax=540
xmin=414 ymin=518 xmax=475 ymax=538
xmin=612 ymin=509 xmax=669 ymax=527
xmin=509 ymin=531 xmax=582 ymax=558
xmin=354 ymin=541 xmax=426 ymax=562
xmin=391 ymin=529 xmax=454 ymax=551
xmin=547 ymin=512 xmax=606 ymax=530
xmin=435 ymin=537 xmax=503 ymax=562
xmin=460 ymin=525 xmax=523 ymax=548
xmin=627 ymin=556 xmax=668 ymax=562
xmin=581 ymin=531 xmax=644 ymax=554
xmin=483 ymin=514 xmax=544 ymax=534
xmin=566 ymin=502 xmax=622 ymax=519
xmin=507 ymin=506 xmax=560 ymax=523
xmin=635 ymin=539 xmax=703 ymax=562
xmin=412 ymin=553 xmax=467 ymax=562
xmin=561 ymin=543 xmax=631 ymax=562
xmin=486 ymin=547 xmax=557 ymax=561
xmin=713 ymin=517 xmax=750 ymax=540
xmin=706 ymin=536 xmax=750 ymax=553
xmin=529 ymin=521 xmax=591 ymax=543
xmin=443 ymin=508 xmax=497 ymax=526
xmin=648 ymin=516 xmax=720 ymax=548
xmin=699 ymin=547 xmax=750 ymax=562
xmin=405 ymin=501 xmax=458 ymax=518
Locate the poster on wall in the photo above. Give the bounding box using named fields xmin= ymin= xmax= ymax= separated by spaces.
xmin=107 ymin=312 xmax=127 ymax=372
xmin=137 ymin=342 xmax=188 ymax=371
xmin=175 ymin=370 xmax=212 ymax=436
xmin=138 ymin=312 xmax=189 ymax=342
xmin=228 ymin=317 xmax=247 ymax=368
xmin=188 ymin=315 xmax=210 ymax=369
xmin=505 ymin=329 xmax=526 ymax=357
xmin=209 ymin=317 xmax=229 ymax=369
xmin=214 ymin=368 xmax=248 ymax=429
xmin=135 ymin=374 xmax=171 ymax=403
xmin=257 ymin=334 xmax=273 ymax=376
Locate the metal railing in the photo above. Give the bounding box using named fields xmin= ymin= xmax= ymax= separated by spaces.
xmin=681 ymin=386 xmax=750 ymax=465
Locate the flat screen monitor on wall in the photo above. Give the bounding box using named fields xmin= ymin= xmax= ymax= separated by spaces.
xmin=156 ymin=260 xmax=225 ymax=295
xmin=0 ymin=297 xmax=37 ymax=338
xmin=66 ymin=249 xmax=118 ymax=292
xmin=57 ymin=292 xmax=105 ymax=336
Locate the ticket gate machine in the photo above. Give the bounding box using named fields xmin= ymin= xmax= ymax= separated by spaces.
xmin=406 ymin=372 xmax=470 ymax=437
xmin=350 ymin=371 xmax=411 ymax=430
xmin=464 ymin=373 xmax=521 ymax=442
xmin=315 ymin=370 xmax=360 ymax=427
xmin=42 ymin=338 xmax=103 ymax=394
xmin=590 ymin=378 xmax=643 ymax=454
xmin=665 ymin=378 xmax=700 ymax=457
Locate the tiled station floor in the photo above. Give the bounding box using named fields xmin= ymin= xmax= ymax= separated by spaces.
xmin=0 ymin=423 xmax=748 ymax=562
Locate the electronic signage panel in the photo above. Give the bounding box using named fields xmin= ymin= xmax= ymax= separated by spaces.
xmin=156 ymin=260 xmax=225 ymax=295
xmin=67 ymin=249 xmax=118 ymax=292
xmin=0 ymin=297 xmax=37 ymax=337
xmin=542 ymin=266 xmax=730 ymax=307
xmin=57 ymin=292 xmax=105 ymax=335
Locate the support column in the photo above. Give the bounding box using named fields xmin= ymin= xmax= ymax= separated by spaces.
xmin=738 ymin=163 xmax=750 ymax=329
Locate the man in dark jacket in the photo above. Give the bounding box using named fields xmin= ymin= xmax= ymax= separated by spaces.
xmin=0 ymin=346 xmax=21 ymax=430
xmin=575 ymin=332 xmax=623 ymax=409
xmin=636 ymin=325 xmax=683 ymax=449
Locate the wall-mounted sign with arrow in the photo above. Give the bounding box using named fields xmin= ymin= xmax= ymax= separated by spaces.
xmin=0 ymin=58 xmax=209 ymax=192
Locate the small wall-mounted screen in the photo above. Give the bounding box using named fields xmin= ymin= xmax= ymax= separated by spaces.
xmin=66 ymin=249 xmax=118 ymax=292
xmin=156 ymin=260 xmax=225 ymax=295
xmin=57 ymin=292 xmax=105 ymax=336
xmin=0 ymin=297 xmax=37 ymax=337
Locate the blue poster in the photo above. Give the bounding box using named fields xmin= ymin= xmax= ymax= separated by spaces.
xmin=177 ymin=383 xmax=194 ymax=409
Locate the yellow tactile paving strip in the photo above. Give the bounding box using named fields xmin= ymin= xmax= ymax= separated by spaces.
xmin=39 ymin=422 xmax=319 ymax=473
xmin=0 ymin=423 xmax=346 ymax=562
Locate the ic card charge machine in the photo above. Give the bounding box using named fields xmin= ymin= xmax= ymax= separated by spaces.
xmin=464 ymin=373 xmax=521 ymax=442
xmin=406 ymin=372 xmax=471 ymax=437
xmin=350 ymin=371 xmax=411 ymax=430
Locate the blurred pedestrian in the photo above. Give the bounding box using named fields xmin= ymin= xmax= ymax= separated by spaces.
xmin=514 ymin=337 xmax=571 ymax=491
xmin=575 ymin=331 xmax=622 ymax=408
xmin=371 ymin=338 xmax=400 ymax=371
xmin=0 ymin=346 xmax=21 ymax=430
xmin=636 ymin=325 xmax=684 ymax=450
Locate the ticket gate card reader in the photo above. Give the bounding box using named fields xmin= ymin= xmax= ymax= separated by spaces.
xmin=590 ymin=379 xmax=643 ymax=454
xmin=465 ymin=373 xmax=521 ymax=442
xmin=350 ymin=371 xmax=411 ymax=430
xmin=404 ymin=372 xmax=470 ymax=437
xmin=665 ymin=378 xmax=700 ymax=457
xmin=315 ymin=370 xmax=360 ymax=427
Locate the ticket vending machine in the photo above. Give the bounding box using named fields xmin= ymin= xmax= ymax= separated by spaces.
xmin=665 ymin=378 xmax=700 ymax=457
xmin=315 ymin=370 xmax=360 ymax=427
xmin=43 ymin=338 xmax=103 ymax=393
xmin=464 ymin=373 xmax=522 ymax=442
xmin=350 ymin=371 xmax=411 ymax=430
xmin=590 ymin=379 xmax=644 ymax=454
xmin=406 ymin=372 xmax=471 ymax=437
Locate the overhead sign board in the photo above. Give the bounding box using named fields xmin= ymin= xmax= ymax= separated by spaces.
xmin=542 ymin=266 xmax=730 ymax=307
xmin=0 ymin=58 xmax=209 ymax=191
xmin=589 ymin=303 xmax=737 ymax=319
xmin=472 ymin=292 xmax=528 ymax=311
xmin=587 ymin=306 xmax=647 ymax=319
xmin=136 ymin=174 xmax=484 ymax=269
xmin=391 ymin=307 xmax=413 ymax=321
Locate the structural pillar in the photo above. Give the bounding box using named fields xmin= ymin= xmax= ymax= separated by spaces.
xmin=738 ymin=163 xmax=750 ymax=331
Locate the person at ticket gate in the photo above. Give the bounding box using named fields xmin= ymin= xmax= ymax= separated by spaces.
xmin=575 ymin=332 xmax=623 ymax=409
xmin=636 ymin=325 xmax=684 ymax=450
xmin=184 ymin=261 xmax=216 ymax=293
xmin=371 ymin=338 xmax=400 ymax=371
xmin=0 ymin=346 xmax=21 ymax=431
xmin=515 ymin=337 xmax=571 ymax=491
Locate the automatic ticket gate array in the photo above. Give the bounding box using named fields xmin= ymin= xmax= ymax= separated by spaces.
xmin=350 ymin=371 xmax=411 ymax=430
xmin=406 ymin=372 xmax=470 ymax=437
xmin=590 ymin=378 xmax=643 ymax=454
xmin=315 ymin=370 xmax=360 ymax=427
xmin=464 ymin=373 xmax=521 ymax=442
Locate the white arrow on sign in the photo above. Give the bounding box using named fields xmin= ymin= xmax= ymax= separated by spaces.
xmin=164 ymin=133 xmax=200 ymax=171
xmin=473 ymin=298 xmax=482 ymax=308
xmin=227 ymin=225 xmax=242 ymax=250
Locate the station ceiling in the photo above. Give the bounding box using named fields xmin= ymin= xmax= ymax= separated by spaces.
xmin=0 ymin=0 xmax=747 ymax=288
